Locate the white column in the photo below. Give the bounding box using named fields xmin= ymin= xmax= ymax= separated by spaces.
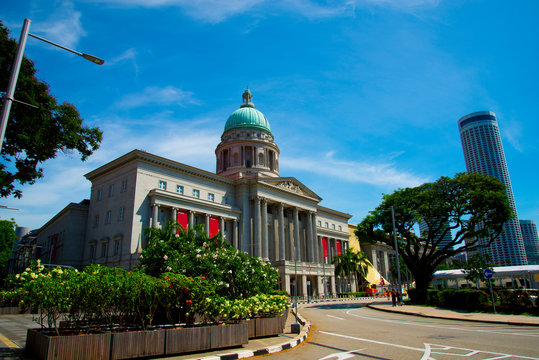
xmin=172 ymin=208 xmax=177 ymax=223
xmin=205 ymin=214 xmax=210 ymax=234
xmin=242 ymin=190 xmax=250 ymax=254
xmin=278 ymin=203 xmax=285 ymax=261
xmin=330 ymin=276 xmax=336 ymax=296
xmin=302 ymin=274 xmax=308 ymax=297
xmin=312 ymin=213 xmax=319 ymax=263
xmin=233 ymin=220 xmax=239 ymax=249
xmin=293 ymin=207 xmax=300 ymax=262
xmin=307 ymin=211 xmax=314 ymax=263
xmin=262 ymin=198 xmax=269 ymax=261
xmin=152 ymin=204 xmax=158 ymax=228
xmin=188 ymin=210 xmax=194 ymax=229
xmin=284 ymin=274 xmax=291 ymax=293
xmin=220 ymin=217 xmax=225 ymax=239
xmin=254 ymin=196 xmax=261 ymax=258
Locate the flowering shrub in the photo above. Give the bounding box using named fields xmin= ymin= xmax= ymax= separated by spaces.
xmin=139 ymin=222 xmax=280 ymax=298
xmin=3 ymin=261 xmax=288 ymax=333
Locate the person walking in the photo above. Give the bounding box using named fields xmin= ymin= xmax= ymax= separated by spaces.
xmin=391 ymin=289 xmax=397 ymax=307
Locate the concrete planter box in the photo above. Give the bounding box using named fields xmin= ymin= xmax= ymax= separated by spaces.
xmin=27 ymin=322 xmax=248 ymax=360
xmin=248 ymin=309 xmax=288 ymax=338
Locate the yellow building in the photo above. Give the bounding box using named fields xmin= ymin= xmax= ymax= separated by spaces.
xmin=348 ymin=224 xmax=390 ymax=289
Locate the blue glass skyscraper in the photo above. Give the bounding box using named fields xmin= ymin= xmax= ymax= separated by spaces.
xmin=458 ymin=111 xmax=527 ymax=265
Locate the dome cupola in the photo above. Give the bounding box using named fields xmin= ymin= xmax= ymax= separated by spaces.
xmin=223 ymin=87 xmax=272 ymax=135
xmin=216 ymin=88 xmax=280 ymax=180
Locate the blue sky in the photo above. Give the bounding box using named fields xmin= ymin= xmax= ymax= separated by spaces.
xmin=1 ymin=0 xmax=538 ymax=231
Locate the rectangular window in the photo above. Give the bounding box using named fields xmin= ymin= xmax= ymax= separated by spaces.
xmin=193 ymin=189 xmax=200 ymax=198
xmin=332 ymin=224 xmax=336 ymax=230
xmin=97 ymin=190 xmax=102 ymax=201
xmin=94 ymin=215 xmax=99 ymax=227
xmin=208 ymin=193 xmax=214 ymax=201
xmin=90 ymin=244 xmax=96 ymax=260
xmin=325 ymin=222 xmax=329 ymax=228
xmin=108 ymin=184 xmax=114 ymax=197
xmin=317 ymin=220 xmax=321 ymax=227
xmin=159 ymin=180 xmax=167 ymax=190
xmin=101 ymin=242 xmax=108 ymax=257
xmin=105 ymin=210 xmax=112 ymax=224
xmin=121 ymin=179 xmax=127 ymax=192
xmin=114 ymin=240 xmax=120 ymax=256
xmin=338 ymin=225 xmax=342 ymax=231
xmin=118 ymin=207 xmax=125 ymax=221
xmin=176 ymin=185 xmax=184 ymax=194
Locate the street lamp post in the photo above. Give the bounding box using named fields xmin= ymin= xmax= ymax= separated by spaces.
xmin=370 ymin=206 xmax=403 ymax=305
xmin=390 ymin=206 xmax=403 ymax=305
xmin=0 ymin=18 xmax=104 ymax=152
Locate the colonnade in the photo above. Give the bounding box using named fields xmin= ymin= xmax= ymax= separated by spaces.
xmin=150 ymin=204 xmax=240 ymax=248
xmin=150 ymin=198 xmax=350 ymax=297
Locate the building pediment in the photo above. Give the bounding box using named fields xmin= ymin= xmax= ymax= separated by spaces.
xmin=259 ymin=177 xmax=322 ymax=201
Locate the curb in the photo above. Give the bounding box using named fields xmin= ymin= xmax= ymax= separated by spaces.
xmin=367 ymin=304 xmax=539 ymax=327
xmin=190 ymin=311 xmax=311 ymax=360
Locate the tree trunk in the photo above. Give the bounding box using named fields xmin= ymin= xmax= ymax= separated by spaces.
xmin=411 ymin=270 xmax=433 ymax=304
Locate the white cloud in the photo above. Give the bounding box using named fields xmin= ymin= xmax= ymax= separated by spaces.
xmin=281 ymin=151 xmax=429 ymax=188
xmin=89 ymin=0 xmax=442 ymax=23
xmin=502 ymin=119 xmax=523 ymax=152
xmin=32 ymin=1 xmax=86 ymax=48
xmin=106 ymin=48 xmax=139 ymax=72
xmin=115 ymin=86 xmax=200 ymax=108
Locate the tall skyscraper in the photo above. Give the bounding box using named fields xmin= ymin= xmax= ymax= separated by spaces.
xmin=419 ymin=219 xmax=453 ymax=250
xmin=458 ymin=111 xmax=527 ymax=265
xmin=520 ymin=220 xmax=539 ymax=265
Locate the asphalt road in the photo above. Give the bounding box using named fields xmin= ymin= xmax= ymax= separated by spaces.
xmin=263 ymin=303 xmax=539 ymax=360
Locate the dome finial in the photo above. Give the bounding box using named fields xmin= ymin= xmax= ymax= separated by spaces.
xmin=241 ymin=87 xmax=254 ymax=108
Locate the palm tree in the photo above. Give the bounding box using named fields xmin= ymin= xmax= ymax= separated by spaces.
xmin=333 ymin=248 xmax=371 ymax=293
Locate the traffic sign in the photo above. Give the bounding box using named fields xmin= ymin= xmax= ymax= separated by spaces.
xmin=483 ymin=269 xmax=494 ymax=279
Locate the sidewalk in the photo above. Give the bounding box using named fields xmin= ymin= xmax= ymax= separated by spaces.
xmin=0 ymin=310 xmax=311 ymax=360
xmin=368 ymin=301 xmax=539 ymax=326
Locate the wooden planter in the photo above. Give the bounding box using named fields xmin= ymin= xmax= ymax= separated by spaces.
xmin=166 ymin=322 xmax=248 ymax=354
xmin=111 ymin=330 xmax=165 ymax=359
xmin=27 ymin=322 xmax=248 ymax=360
xmin=248 ymin=309 xmax=289 ymax=338
xmin=26 ymin=329 xmax=111 ymax=360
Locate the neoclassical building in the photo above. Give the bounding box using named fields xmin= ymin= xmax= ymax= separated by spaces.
xmin=28 ymin=89 xmax=352 ymax=297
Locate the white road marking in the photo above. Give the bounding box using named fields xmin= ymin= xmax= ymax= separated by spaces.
xmin=318 ymin=348 xmax=365 ymax=360
xmin=327 ymin=315 xmax=346 ymax=321
xmin=346 ymin=309 xmax=539 ymax=337
xmin=319 ymin=331 xmax=539 ymax=360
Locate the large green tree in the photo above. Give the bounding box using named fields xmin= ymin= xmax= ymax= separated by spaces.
xmin=0 ymin=218 xmax=16 ymax=282
xmin=355 ymin=173 xmax=512 ymax=303
xmin=0 ymin=21 xmax=102 ymax=198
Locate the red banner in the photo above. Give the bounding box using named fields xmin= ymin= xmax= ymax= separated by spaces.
xmin=209 ymin=217 xmax=219 ymax=237
xmin=177 ymin=211 xmax=188 ymax=230
xmin=336 ymin=240 xmax=342 ymax=256
xmin=322 ymin=237 xmax=328 ymax=258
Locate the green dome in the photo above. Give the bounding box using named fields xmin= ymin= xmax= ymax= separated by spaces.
xmin=224 ymin=89 xmax=272 ymax=134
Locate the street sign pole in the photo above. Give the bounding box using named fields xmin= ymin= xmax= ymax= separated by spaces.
xmin=484 ymin=269 xmax=496 ymax=314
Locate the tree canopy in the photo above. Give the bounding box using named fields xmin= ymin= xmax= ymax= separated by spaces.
xmin=0 ymin=21 xmax=102 ymax=198
xmin=355 ymin=172 xmax=512 ymax=302
xmin=0 ymin=218 xmax=16 ymax=281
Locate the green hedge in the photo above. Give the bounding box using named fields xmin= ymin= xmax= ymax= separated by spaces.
xmin=337 ymin=292 xmax=368 ymax=298
xmin=410 ymin=288 xmax=490 ymax=312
